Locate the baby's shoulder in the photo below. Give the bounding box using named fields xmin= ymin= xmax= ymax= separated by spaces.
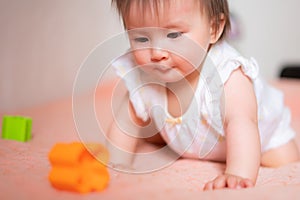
xmin=208 ymin=41 xmax=259 ymax=84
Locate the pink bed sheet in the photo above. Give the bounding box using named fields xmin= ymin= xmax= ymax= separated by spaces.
xmin=1 ymin=79 xmax=300 ymax=199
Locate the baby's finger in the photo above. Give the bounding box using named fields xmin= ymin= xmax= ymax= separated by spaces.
xmin=213 ymin=176 xmax=227 ymax=189
xmin=239 ymin=179 xmax=254 ymax=188
xmin=227 ymin=176 xmax=239 ymax=189
xmin=203 ymin=181 xmax=214 ymax=191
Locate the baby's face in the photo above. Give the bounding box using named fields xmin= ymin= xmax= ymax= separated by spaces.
xmin=124 ymin=0 xmax=214 ymax=82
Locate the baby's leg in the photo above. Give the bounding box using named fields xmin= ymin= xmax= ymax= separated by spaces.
xmin=261 ymin=140 xmax=300 ymax=167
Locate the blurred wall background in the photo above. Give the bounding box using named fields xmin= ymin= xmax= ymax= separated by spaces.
xmin=229 ymin=0 xmax=300 ymax=78
xmin=0 ymin=0 xmax=122 ymax=112
xmin=0 ymin=0 xmax=299 ymax=112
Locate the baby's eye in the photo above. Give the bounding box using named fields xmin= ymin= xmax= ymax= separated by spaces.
xmin=134 ymin=37 xmax=149 ymax=43
xmin=167 ymin=32 xmax=182 ymax=39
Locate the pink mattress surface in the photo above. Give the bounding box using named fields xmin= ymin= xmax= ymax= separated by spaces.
xmin=1 ymin=79 xmax=300 ymax=200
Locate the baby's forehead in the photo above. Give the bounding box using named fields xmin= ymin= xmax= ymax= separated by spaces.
xmin=124 ymin=0 xmax=204 ymax=27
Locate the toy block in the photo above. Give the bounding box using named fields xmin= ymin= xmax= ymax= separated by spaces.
xmin=48 ymin=142 xmax=110 ymax=193
xmin=2 ymin=115 xmax=32 ymax=142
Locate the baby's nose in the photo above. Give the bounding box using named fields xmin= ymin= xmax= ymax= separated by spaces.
xmin=150 ymin=48 xmax=169 ymax=62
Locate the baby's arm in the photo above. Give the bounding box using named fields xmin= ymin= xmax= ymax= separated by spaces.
xmin=204 ymin=68 xmax=261 ymax=190
xmin=106 ymin=94 xmax=147 ymax=169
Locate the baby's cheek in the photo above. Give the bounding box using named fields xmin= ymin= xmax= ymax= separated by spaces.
xmin=172 ymin=55 xmax=197 ymax=74
xmin=132 ymin=49 xmax=149 ymax=65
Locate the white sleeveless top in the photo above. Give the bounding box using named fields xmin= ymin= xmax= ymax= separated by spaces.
xmin=112 ymin=41 xmax=295 ymax=159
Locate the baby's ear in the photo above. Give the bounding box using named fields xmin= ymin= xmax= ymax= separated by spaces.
xmin=209 ymin=14 xmax=226 ymax=44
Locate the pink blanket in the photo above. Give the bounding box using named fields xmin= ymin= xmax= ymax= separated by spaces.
xmin=1 ymin=79 xmax=300 ymax=199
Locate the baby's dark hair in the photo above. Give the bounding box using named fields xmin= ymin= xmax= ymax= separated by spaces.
xmin=111 ymin=0 xmax=231 ymax=41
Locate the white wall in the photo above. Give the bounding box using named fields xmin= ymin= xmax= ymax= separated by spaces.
xmin=229 ymin=0 xmax=300 ymax=78
xmin=1 ymin=0 xmax=299 ymax=112
xmin=0 ymin=0 xmax=122 ymax=112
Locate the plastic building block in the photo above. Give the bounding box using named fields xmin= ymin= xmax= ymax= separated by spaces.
xmin=48 ymin=142 xmax=110 ymax=193
xmin=1 ymin=115 xmax=32 ymax=142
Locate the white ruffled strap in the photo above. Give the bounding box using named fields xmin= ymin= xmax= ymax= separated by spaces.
xmin=112 ymin=54 xmax=149 ymax=122
xmin=235 ymin=57 xmax=259 ymax=80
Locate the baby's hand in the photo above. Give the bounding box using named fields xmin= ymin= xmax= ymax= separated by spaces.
xmin=203 ymin=173 xmax=254 ymax=190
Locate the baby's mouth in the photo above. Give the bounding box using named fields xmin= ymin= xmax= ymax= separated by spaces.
xmin=153 ymin=65 xmax=173 ymax=73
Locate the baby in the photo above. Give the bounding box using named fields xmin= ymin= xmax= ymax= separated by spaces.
xmin=107 ymin=0 xmax=299 ymax=190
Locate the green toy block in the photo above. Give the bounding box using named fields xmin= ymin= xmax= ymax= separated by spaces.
xmin=2 ymin=116 xmax=32 ymax=142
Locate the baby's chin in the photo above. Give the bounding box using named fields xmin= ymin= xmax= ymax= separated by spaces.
xmin=140 ymin=67 xmax=189 ymax=83
xmin=147 ymin=69 xmax=186 ymax=83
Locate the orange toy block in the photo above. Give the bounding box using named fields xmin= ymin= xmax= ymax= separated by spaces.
xmin=48 ymin=142 xmax=109 ymax=193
